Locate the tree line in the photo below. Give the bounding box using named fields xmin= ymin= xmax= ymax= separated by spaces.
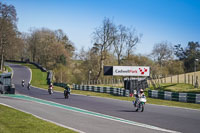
xmin=0 ymin=2 xmax=199 ymax=84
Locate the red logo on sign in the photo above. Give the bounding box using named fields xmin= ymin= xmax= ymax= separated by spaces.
xmin=139 ymin=68 xmax=148 ymax=75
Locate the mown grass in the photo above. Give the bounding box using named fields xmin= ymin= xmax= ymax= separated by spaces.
xmin=148 ymin=83 xmax=200 ymax=93
xmin=0 ymin=66 xmax=12 ymax=74
xmin=0 ymin=104 xmax=76 ymax=133
xmin=5 ymin=66 xmax=12 ymax=72
xmin=19 ymin=63 xmax=200 ymax=110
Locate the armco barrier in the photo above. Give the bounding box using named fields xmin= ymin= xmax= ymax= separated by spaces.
xmin=73 ymin=84 xmax=130 ymax=97
xmin=53 ymin=83 xmax=67 ymax=88
xmin=148 ymin=90 xmax=200 ymax=104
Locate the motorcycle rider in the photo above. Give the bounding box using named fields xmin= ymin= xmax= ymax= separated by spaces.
xmin=22 ymin=80 xmax=25 ymax=87
xmin=134 ymin=89 xmax=145 ymax=107
xmin=49 ymin=82 xmax=53 ymax=88
xmin=48 ymin=82 xmax=53 ymax=94
xmin=64 ymin=84 xmax=71 ymax=95
xmin=27 ymin=82 xmax=31 ymax=90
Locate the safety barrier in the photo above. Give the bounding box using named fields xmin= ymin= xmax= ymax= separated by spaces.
xmin=73 ymin=84 xmax=130 ymax=97
xmin=53 ymin=82 xmax=67 ymax=88
xmin=148 ymin=90 xmax=200 ymax=104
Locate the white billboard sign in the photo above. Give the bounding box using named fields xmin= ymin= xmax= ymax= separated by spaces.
xmin=113 ymin=66 xmax=150 ymax=76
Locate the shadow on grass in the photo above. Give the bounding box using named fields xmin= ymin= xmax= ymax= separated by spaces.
xmin=161 ymin=84 xmax=177 ymax=89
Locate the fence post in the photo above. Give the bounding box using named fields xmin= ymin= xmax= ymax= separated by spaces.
xmin=177 ymin=75 xmax=179 ymax=84
xmin=171 ymin=76 xmax=172 ymax=83
xmin=188 ymin=75 xmax=190 ymax=84
xmin=184 ymin=74 xmax=186 ymax=84
xmin=192 ymin=75 xmax=194 ymax=85
xmin=195 ymin=76 xmax=199 ymax=88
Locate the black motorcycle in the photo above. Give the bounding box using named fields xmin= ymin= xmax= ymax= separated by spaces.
xmin=64 ymin=90 xmax=70 ymax=99
xmin=22 ymin=82 xmax=25 ymax=87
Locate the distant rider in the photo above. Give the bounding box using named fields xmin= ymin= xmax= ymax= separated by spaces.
xmin=48 ymin=82 xmax=53 ymax=94
xmin=64 ymin=84 xmax=71 ymax=95
xmin=27 ymin=82 xmax=31 ymax=90
xmin=49 ymin=83 xmax=53 ymax=89
xmin=22 ymin=80 xmax=25 ymax=87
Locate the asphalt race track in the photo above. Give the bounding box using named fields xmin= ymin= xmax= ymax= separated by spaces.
xmin=1 ymin=63 xmax=200 ymax=133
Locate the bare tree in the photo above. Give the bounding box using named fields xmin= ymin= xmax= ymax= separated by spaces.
xmin=92 ymin=18 xmax=116 ymax=80
xmin=0 ymin=2 xmax=17 ymax=70
xmin=151 ymin=41 xmax=174 ymax=66
xmin=113 ymin=25 xmax=127 ymax=65
xmin=126 ymin=27 xmax=141 ymax=59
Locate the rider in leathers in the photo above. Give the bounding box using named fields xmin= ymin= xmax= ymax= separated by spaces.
xmin=64 ymin=84 xmax=71 ymax=95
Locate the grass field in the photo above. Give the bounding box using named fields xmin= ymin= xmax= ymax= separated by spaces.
xmin=148 ymin=83 xmax=200 ymax=93
xmin=13 ymin=63 xmax=200 ymax=110
xmin=152 ymin=71 xmax=200 ymax=87
xmin=0 ymin=66 xmax=12 ymax=74
xmin=0 ymin=104 xmax=76 ymax=133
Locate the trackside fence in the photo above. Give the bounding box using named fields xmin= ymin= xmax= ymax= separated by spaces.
xmin=148 ymin=90 xmax=200 ymax=104
xmin=73 ymin=84 xmax=130 ymax=97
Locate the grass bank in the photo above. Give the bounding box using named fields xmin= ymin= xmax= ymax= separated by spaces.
xmin=0 ymin=66 xmax=12 ymax=74
xmin=148 ymin=83 xmax=200 ymax=93
xmin=21 ymin=63 xmax=200 ymax=110
xmin=0 ymin=104 xmax=76 ymax=133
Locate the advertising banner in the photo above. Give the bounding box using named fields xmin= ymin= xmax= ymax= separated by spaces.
xmin=113 ymin=66 xmax=150 ymax=76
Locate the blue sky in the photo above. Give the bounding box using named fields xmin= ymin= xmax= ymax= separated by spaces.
xmin=4 ymin=0 xmax=200 ymax=55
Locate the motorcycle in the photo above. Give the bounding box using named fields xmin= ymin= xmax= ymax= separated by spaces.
xmin=64 ymin=90 xmax=70 ymax=99
xmin=134 ymin=95 xmax=147 ymax=112
xmin=22 ymin=82 xmax=25 ymax=87
xmin=27 ymin=85 xmax=30 ymax=90
xmin=48 ymin=87 xmax=53 ymax=95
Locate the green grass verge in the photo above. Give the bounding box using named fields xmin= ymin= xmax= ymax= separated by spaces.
xmin=18 ymin=63 xmax=200 ymax=110
xmin=6 ymin=66 xmax=12 ymax=72
xmin=149 ymin=83 xmax=200 ymax=93
xmin=0 ymin=66 xmax=12 ymax=74
xmin=0 ymin=104 xmax=76 ymax=133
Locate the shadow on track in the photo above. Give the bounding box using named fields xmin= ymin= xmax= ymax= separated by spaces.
xmin=117 ymin=110 xmax=137 ymax=112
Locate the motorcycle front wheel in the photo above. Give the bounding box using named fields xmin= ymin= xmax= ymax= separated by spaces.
xmin=136 ymin=103 xmax=144 ymax=112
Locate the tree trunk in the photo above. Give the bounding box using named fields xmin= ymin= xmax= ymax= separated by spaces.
xmin=0 ymin=52 xmax=3 ymax=71
xmin=117 ymin=54 xmax=120 ymax=65
xmin=96 ymin=53 xmax=104 ymax=80
xmin=96 ymin=58 xmax=103 ymax=80
xmin=0 ymin=38 xmax=4 ymax=71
